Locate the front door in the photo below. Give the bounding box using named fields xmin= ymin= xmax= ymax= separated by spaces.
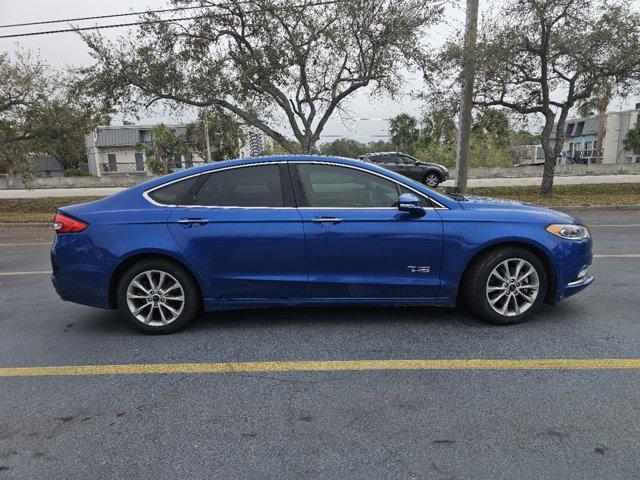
xmin=291 ymin=162 xmax=443 ymax=299
xmin=167 ymin=163 xmax=307 ymax=299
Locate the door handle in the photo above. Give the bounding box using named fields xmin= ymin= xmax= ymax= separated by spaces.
xmin=177 ymin=218 xmax=209 ymax=227
xmin=311 ymin=216 xmax=343 ymax=224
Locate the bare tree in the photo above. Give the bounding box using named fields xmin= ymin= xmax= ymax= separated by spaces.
xmin=435 ymin=0 xmax=640 ymax=196
xmin=80 ymin=0 xmax=443 ymax=153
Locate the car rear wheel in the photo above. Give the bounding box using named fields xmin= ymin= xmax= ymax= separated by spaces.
xmin=462 ymin=247 xmax=547 ymax=325
xmin=423 ymin=171 xmax=441 ymax=188
xmin=116 ymin=259 xmax=200 ymax=334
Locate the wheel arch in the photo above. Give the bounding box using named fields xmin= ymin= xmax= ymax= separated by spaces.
xmin=107 ymin=251 xmax=204 ymax=309
xmin=457 ymin=241 xmax=557 ymax=305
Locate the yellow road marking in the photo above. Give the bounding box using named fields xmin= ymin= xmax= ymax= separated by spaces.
xmin=0 ymin=270 xmax=52 ymax=276
xmin=0 ymin=242 xmax=51 ymax=246
xmin=3 ymin=358 xmax=640 ymax=378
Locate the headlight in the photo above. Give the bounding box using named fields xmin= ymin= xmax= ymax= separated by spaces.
xmin=546 ymin=224 xmax=590 ymax=240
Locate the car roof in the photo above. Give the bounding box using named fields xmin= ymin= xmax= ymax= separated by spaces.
xmin=362 ymin=151 xmax=404 ymax=156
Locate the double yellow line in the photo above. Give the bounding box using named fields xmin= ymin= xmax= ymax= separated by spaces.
xmin=3 ymin=358 xmax=640 ymax=378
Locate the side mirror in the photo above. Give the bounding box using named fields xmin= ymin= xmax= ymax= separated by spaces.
xmin=397 ymin=193 xmax=425 ymax=216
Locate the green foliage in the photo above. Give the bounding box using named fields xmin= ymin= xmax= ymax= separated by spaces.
xmin=389 ymin=114 xmax=420 ymax=154
xmin=80 ymin=0 xmax=441 ymax=153
xmin=0 ymin=50 xmax=109 ymax=178
xmin=136 ymin=124 xmax=193 ymax=174
xmin=414 ymin=143 xmax=455 ymax=167
xmin=191 ymin=108 xmax=243 ymax=161
xmin=319 ymin=138 xmax=369 ymax=158
xmin=63 ymin=167 xmax=91 ymax=177
xmin=623 ymin=121 xmax=640 ymax=155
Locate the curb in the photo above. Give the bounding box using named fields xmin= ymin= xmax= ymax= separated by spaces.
xmin=0 ymin=222 xmax=51 ymax=227
xmin=554 ymin=204 xmax=640 ymax=212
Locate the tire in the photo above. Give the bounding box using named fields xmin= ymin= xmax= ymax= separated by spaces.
xmin=462 ymin=246 xmax=548 ymax=325
xmin=116 ymin=259 xmax=200 ymax=334
xmin=423 ymin=171 xmax=441 ymax=188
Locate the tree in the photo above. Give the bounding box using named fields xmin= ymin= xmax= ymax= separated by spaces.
xmin=435 ymin=0 xmax=640 ymax=196
xmin=137 ymin=124 xmax=193 ymax=174
xmin=0 ymin=50 xmax=108 ymax=175
xmin=80 ymin=0 xmax=442 ymax=154
xmin=191 ymin=108 xmax=243 ymax=162
xmin=420 ymin=108 xmax=457 ymax=148
xmin=624 ymin=121 xmax=640 ymax=155
xmin=471 ymin=108 xmax=511 ymax=149
xmin=319 ymin=138 xmax=369 ymax=158
xmin=389 ymin=113 xmax=420 ymax=153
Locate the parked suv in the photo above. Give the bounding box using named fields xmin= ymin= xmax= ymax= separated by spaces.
xmin=358 ymin=152 xmax=449 ymax=188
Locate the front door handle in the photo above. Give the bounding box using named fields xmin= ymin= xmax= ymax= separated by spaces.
xmin=177 ymin=218 xmax=209 ymax=227
xmin=311 ymin=216 xmax=343 ymax=224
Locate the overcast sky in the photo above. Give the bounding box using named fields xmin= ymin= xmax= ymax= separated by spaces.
xmin=1 ymin=1 xmax=638 ymax=143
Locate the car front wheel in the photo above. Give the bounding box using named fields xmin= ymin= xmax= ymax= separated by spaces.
xmin=423 ymin=171 xmax=441 ymax=188
xmin=116 ymin=259 xmax=200 ymax=334
xmin=462 ymin=247 xmax=548 ymax=325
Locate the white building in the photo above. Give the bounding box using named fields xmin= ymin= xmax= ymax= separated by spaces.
xmin=86 ymin=123 xmax=275 ymax=176
xmin=515 ymin=105 xmax=640 ymax=165
xmin=239 ymin=125 xmax=274 ymax=158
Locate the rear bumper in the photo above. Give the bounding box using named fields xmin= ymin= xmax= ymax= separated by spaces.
xmin=51 ymin=273 xmax=110 ymax=309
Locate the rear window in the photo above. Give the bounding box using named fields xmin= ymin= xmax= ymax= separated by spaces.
xmin=147 ymin=176 xmax=199 ymax=205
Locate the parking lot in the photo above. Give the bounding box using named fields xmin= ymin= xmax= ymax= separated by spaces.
xmin=1 ymin=208 xmax=639 ymax=479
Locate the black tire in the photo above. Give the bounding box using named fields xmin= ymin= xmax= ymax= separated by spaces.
xmin=462 ymin=246 xmax=548 ymax=325
xmin=116 ymin=258 xmax=201 ymax=334
xmin=423 ymin=171 xmax=441 ymax=188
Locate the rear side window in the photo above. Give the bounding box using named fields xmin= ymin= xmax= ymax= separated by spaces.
xmin=148 ymin=176 xmax=199 ymax=205
xmin=192 ymin=165 xmax=284 ymax=207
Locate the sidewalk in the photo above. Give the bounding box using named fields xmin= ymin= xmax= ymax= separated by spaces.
xmin=0 ymin=174 xmax=638 ymax=198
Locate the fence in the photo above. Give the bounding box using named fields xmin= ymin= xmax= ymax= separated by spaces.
xmin=98 ymin=160 xmax=209 ymax=175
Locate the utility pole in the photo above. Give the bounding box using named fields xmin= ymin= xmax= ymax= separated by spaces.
xmin=454 ymin=0 xmax=479 ymax=194
xmin=203 ymin=107 xmax=212 ymax=163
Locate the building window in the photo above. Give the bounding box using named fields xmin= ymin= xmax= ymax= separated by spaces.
xmin=566 ymin=123 xmax=574 ymax=135
xmin=107 ymin=153 xmax=117 ymax=172
xmin=134 ymin=152 xmax=144 ymax=171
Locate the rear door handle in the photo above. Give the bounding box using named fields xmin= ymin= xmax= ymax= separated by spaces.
xmin=177 ymin=218 xmax=209 ymax=227
xmin=311 ymin=216 xmax=343 ymax=224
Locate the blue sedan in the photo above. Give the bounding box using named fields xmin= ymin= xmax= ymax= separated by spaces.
xmin=51 ymin=156 xmax=594 ymax=333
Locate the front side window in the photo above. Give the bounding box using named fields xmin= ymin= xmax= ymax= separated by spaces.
xmin=192 ymin=164 xmax=284 ymax=207
xmin=296 ymin=164 xmax=401 ymax=208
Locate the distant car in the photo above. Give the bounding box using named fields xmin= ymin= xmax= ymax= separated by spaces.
xmin=358 ymin=152 xmax=449 ymax=187
xmin=51 ymin=155 xmax=593 ymax=334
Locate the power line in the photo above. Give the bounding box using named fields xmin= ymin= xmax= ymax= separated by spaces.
xmin=0 ymin=6 xmax=202 ymax=29
xmin=0 ymin=0 xmax=338 ymax=40
xmin=0 ymin=16 xmax=203 ymax=39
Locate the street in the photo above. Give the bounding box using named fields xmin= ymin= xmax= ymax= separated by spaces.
xmin=0 ymin=209 xmax=639 ymax=479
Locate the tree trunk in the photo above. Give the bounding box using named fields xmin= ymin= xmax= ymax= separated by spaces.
xmin=539 ymin=112 xmax=556 ymax=197
xmin=596 ymin=96 xmax=608 ymax=164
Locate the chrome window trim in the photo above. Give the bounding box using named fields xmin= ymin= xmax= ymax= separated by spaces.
xmin=142 ymin=161 xmax=288 ymax=208
xmin=142 ymin=159 xmax=449 ymax=210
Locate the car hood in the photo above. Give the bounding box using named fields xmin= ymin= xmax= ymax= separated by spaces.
xmin=456 ymin=195 xmax=580 ymax=224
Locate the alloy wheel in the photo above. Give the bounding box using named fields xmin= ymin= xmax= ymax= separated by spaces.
xmin=485 ymin=258 xmax=540 ymax=317
xmin=425 ymin=174 xmax=439 ymax=187
xmin=126 ymin=270 xmax=185 ymax=326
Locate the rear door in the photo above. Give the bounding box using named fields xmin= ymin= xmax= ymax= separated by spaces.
xmin=165 ymin=163 xmax=307 ymax=299
xmin=291 ymin=162 xmax=443 ymax=299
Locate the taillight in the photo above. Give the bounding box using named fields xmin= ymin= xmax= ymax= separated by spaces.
xmin=53 ymin=212 xmax=88 ymax=234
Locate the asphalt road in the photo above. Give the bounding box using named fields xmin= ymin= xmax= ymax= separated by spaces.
xmin=0 ymin=209 xmax=639 ymax=479
xmin=1 ymin=173 xmax=639 ymax=198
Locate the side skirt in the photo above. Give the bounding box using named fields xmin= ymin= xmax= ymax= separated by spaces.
xmin=203 ymin=297 xmax=456 ymax=312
